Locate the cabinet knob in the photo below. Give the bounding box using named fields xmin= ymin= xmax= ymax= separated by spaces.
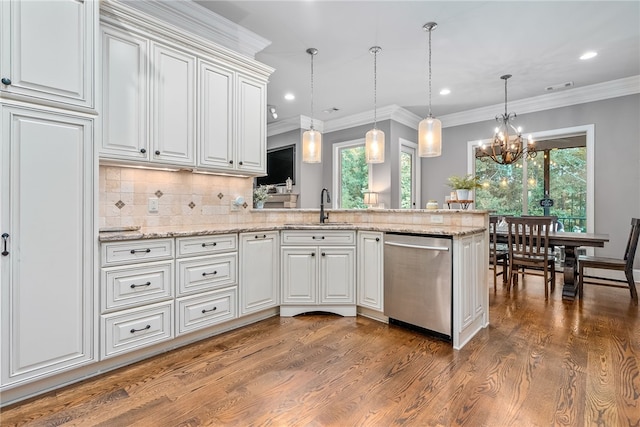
xmin=155 ymin=150 xmax=160 ymax=156
xmin=229 ymin=160 xmax=234 ymax=165
xmin=311 ymin=252 xmax=315 ymax=257
xmin=376 ymin=237 xmax=380 ymax=242
xmin=140 ymin=148 xmax=146 ymax=154
xmin=321 ymin=252 xmax=326 ymax=257
xmin=239 ymin=161 xmax=243 ymax=166
xmin=1 ymin=77 xmax=11 ymax=85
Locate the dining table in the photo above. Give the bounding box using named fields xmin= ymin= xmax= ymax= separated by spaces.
xmin=497 ymin=230 xmax=610 ymax=300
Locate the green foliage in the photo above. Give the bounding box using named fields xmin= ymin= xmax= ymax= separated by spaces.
xmin=475 ymin=147 xmax=587 ymax=231
xmin=253 ymin=185 xmax=269 ymax=202
xmin=400 ymin=152 xmax=412 ymax=208
xmin=340 ymin=146 xmax=368 ymax=209
xmin=447 ymin=174 xmax=482 ymax=190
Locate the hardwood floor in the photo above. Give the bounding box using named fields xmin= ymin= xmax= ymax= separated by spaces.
xmin=2 ymin=273 xmax=639 ymax=426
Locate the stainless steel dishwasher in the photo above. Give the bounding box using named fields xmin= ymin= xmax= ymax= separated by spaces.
xmin=384 ymin=233 xmax=453 ymax=341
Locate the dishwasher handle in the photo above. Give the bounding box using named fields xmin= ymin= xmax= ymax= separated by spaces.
xmin=384 ymin=241 xmax=450 ymax=251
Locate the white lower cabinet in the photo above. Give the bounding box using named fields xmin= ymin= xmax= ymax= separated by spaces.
xmin=357 ymin=231 xmax=384 ymax=313
xmin=1 ymin=104 xmax=95 ymax=389
xmin=281 ymin=230 xmax=356 ymax=317
xmin=101 ymin=301 xmax=173 ymax=359
xmin=99 ymin=239 xmax=175 ymax=359
xmin=239 ymin=231 xmax=279 ymax=315
xmin=176 ymin=287 xmax=237 ymax=335
xmin=453 ymin=232 xmax=488 ymax=350
xmin=175 ymin=234 xmax=238 ymax=336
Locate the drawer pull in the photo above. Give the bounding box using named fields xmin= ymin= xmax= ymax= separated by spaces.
xmin=202 ymin=271 xmax=218 ymax=276
xmin=130 ymin=248 xmax=151 ymax=254
xmin=130 ymin=325 xmax=151 ymax=334
xmin=130 ymin=282 xmax=151 ymax=289
xmin=201 ymin=306 xmax=217 ymax=314
xmin=312 ymin=236 xmax=325 ymax=240
xmin=201 ymin=242 xmax=217 ymax=247
xmin=255 ymin=234 xmax=267 ymax=239
xmin=2 ymin=233 xmax=9 ymax=256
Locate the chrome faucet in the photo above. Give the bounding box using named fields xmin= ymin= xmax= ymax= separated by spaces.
xmin=320 ymin=188 xmax=331 ymax=223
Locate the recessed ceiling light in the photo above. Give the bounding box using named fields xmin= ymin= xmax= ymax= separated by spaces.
xmin=440 ymin=88 xmax=451 ymax=95
xmin=284 ymin=93 xmax=295 ymax=101
xmin=580 ymin=51 xmax=597 ymax=60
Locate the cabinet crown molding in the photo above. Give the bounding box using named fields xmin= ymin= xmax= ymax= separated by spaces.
xmin=109 ymin=0 xmax=271 ymax=58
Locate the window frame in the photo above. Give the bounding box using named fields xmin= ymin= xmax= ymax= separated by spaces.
xmin=332 ymin=138 xmax=372 ymax=209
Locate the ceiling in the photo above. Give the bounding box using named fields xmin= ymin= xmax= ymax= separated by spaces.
xmin=195 ymin=1 xmax=640 ymax=126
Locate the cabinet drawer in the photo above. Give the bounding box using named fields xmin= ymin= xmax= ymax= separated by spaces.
xmin=176 ymin=287 xmax=237 ymax=335
xmin=101 ymin=301 xmax=173 ymax=359
xmin=281 ymin=230 xmax=355 ymax=246
xmin=176 ymin=253 xmax=237 ymax=296
xmin=176 ymin=234 xmax=237 ymax=257
xmin=101 ymin=261 xmax=174 ymax=313
xmin=101 ymin=239 xmax=174 ymax=266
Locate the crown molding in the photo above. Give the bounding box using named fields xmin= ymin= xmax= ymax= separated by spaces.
xmin=267 ymin=76 xmax=640 ymax=138
xmin=113 ymin=0 xmax=271 ymax=58
xmin=267 ymin=115 xmax=325 ymax=137
xmin=323 ymin=104 xmax=422 ymax=133
xmin=440 ymin=75 xmax=640 ymax=128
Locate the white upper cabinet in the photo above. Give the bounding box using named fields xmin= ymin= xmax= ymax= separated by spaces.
xmin=0 ymin=0 xmax=96 ymax=110
xmin=99 ymin=2 xmax=272 ymax=175
xmin=235 ymin=74 xmax=266 ymax=173
xmin=198 ymin=59 xmax=234 ymax=169
xmin=100 ymin=25 xmax=148 ymax=160
xmin=150 ymin=43 xmax=195 ymax=166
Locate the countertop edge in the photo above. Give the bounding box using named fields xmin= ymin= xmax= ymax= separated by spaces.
xmin=99 ymin=224 xmax=487 ymax=241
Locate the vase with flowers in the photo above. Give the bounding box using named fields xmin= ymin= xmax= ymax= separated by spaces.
xmin=253 ymin=185 xmax=269 ymax=208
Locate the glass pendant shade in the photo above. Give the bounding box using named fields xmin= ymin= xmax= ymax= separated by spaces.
xmin=365 ymin=128 xmax=385 ymax=163
xmin=302 ymin=128 xmax=322 ymax=163
xmin=365 ymin=46 xmax=384 ymax=164
xmin=418 ymin=116 xmax=442 ymax=157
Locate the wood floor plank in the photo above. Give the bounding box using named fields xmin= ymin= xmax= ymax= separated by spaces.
xmin=2 ymin=273 xmax=639 ymax=426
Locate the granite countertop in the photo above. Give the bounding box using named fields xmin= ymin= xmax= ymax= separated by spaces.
xmin=99 ymin=222 xmax=486 ymax=241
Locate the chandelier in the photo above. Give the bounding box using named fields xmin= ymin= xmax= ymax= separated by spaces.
xmin=476 ymin=74 xmax=535 ymax=165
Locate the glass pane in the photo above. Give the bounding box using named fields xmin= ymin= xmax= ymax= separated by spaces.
xmin=526 ymin=155 xmax=545 ymax=216
xmin=340 ymin=145 xmax=368 ymax=209
xmin=400 ymin=151 xmax=413 ymax=209
xmin=475 ymin=157 xmax=524 ymax=215
xmin=550 ymin=147 xmax=587 ymax=232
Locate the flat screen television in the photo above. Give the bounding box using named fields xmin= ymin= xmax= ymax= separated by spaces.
xmin=256 ymin=145 xmax=296 ymax=186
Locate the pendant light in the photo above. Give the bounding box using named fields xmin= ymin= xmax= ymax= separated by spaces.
xmin=302 ymin=48 xmax=322 ymax=163
xmin=418 ymin=22 xmax=442 ymax=157
xmin=365 ymin=46 xmax=384 ymax=163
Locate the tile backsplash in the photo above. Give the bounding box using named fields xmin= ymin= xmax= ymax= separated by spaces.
xmin=99 ymin=166 xmax=254 ymax=229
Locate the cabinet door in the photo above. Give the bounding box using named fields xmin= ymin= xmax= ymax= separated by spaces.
xmin=240 ymin=232 xmax=279 ymax=315
xmin=457 ymin=235 xmax=475 ymax=330
xmin=1 ymin=105 xmax=95 ymax=386
xmin=198 ymin=59 xmax=234 ymax=170
xmin=281 ymin=247 xmax=316 ymax=304
xmin=357 ymin=231 xmax=384 ymax=311
xmin=320 ymin=247 xmax=356 ymax=304
xmin=0 ymin=0 xmax=95 ymax=108
xmin=235 ymin=74 xmax=265 ymax=173
xmin=100 ymin=25 xmax=149 ymax=160
xmin=150 ymin=43 xmax=195 ymax=166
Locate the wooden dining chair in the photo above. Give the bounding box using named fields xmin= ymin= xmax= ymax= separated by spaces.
xmin=578 ymin=218 xmax=640 ymax=305
xmin=506 ymin=216 xmax=556 ymax=299
xmin=489 ymin=215 xmax=509 ymax=291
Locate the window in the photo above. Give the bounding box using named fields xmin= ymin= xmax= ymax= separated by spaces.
xmin=333 ymin=140 xmax=370 ymax=209
xmin=399 ymin=140 xmax=420 ymax=209
xmin=474 ymin=135 xmax=588 ymax=232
